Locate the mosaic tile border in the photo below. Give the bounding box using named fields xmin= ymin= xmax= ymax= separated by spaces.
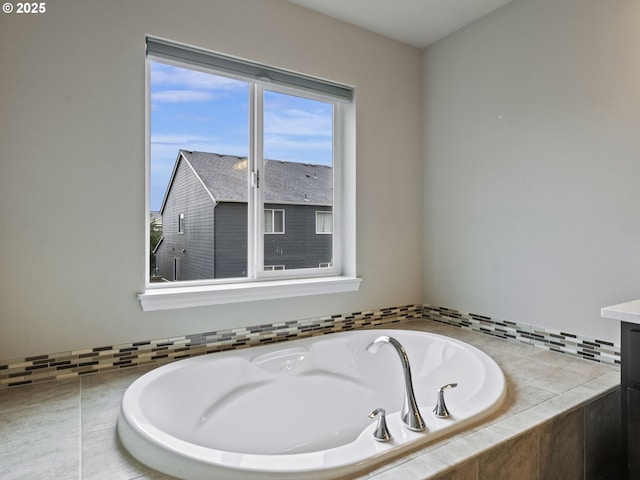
xmin=1 ymin=303 xmax=621 ymax=389
xmin=423 ymin=304 xmax=621 ymax=366
xmin=0 ymin=304 xmax=422 ymax=389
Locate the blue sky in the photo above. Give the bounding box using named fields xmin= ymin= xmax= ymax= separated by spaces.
xmin=150 ymin=61 xmax=333 ymax=211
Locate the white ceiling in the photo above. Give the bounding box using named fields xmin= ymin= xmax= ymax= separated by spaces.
xmin=288 ymin=0 xmax=513 ymax=49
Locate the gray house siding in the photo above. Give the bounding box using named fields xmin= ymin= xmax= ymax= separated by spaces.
xmin=214 ymin=203 xmax=248 ymax=279
xmin=155 ymin=159 xmax=215 ymax=281
xmin=212 ymin=203 xmax=331 ymax=277
xmin=154 ymin=151 xmax=333 ymax=281
xmin=264 ymin=203 xmax=332 ymax=270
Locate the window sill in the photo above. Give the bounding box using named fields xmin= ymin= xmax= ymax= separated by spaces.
xmin=138 ymin=276 xmax=362 ymax=312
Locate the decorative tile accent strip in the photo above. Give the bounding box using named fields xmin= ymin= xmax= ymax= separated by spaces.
xmin=0 ymin=304 xmax=422 ymax=389
xmin=423 ymin=304 xmax=620 ymax=366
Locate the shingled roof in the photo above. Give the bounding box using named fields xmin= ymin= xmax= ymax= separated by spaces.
xmin=175 ymin=150 xmax=333 ymax=205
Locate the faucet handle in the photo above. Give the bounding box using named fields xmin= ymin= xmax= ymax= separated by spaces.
xmin=368 ymin=408 xmax=392 ymax=442
xmin=433 ymin=383 xmax=458 ymax=418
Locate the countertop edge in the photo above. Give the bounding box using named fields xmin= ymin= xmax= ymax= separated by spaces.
xmin=601 ymin=299 xmax=640 ymax=324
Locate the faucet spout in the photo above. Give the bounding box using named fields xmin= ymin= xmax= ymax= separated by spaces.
xmin=366 ymin=335 xmax=426 ymax=431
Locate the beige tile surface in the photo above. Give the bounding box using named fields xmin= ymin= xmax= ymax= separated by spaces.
xmin=433 ymin=460 xmax=477 ymax=480
xmin=0 ymin=379 xmax=80 ymax=480
xmin=81 ymin=366 xmax=156 ymax=435
xmin=538 ymin=407 xmax=584 ymax=480
xmin=585 ymin=388 xmax=621 ymax=480
xmin=477 ymin=429 xmax=538 ymax=480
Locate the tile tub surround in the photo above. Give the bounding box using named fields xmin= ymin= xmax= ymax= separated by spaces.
xmin=0 ymin=320 xmax=620 ymax=480
xmin=0 ymin=304 xmax=422 ymax=389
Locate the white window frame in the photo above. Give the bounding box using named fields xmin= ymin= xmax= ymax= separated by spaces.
xmin=140 ymin=37 xmax=360 ymax=311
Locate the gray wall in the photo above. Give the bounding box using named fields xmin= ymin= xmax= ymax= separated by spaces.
xmin=422 ymin=0 xmax=640 ymax=343
xmin=0 ymin=0 xmax=423 ymax=360
xmin=156 ymin=158 xmax=216 ymax=281
xmin=214 ymin=203 xmax=248 ymax=279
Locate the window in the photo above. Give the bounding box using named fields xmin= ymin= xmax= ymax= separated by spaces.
xmin=316 ymin=211 xmax=332 ymax=234
xmin=177 ymin=213 xmax=185 ymax=234
xmin=264 ymin=209 xmax=285 ymax=234
xmin=140 ymin=37 xmax=359 ymax=310
xmin=264 ymin=265 xmax=285 ymax=271
xmin=173 ymin=258 xmax=180 ymax=281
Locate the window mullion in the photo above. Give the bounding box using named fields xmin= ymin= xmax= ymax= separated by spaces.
xmin=249 ymin=83 xmax=265 ymax=279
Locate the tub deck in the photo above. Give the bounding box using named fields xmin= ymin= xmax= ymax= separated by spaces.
xmin=0 ymin=319 xmax=620 ymax=480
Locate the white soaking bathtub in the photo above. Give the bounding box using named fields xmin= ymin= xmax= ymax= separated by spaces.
xmin=117 ymin=329 xmax=506 ymax=480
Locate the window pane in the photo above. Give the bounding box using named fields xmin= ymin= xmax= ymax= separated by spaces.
xmin=316 ymin=211 xmax=332 ymax=234
xmin=264 ymin=209 xmax=273 ymax=233
xmin=178 ymin=213 xmax=185 ymax=234
xmin=274 ymin=210 xmax=284 ymax=233
xmin=149 ymin=61 xmax=249 ymax=282
xmin=262 ymin=90 xmax=333 ymax=271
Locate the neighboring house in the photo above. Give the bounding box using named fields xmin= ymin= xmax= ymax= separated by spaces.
xmin=154 ymin=150 xmax=333 ymax=281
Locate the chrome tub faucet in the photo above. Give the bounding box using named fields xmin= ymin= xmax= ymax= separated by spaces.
xmin=366 ymin=335 xmax=426 ymax=432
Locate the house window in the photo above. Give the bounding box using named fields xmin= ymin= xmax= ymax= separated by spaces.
xmin=264 ymin=209 xmax=284 ymax=234
xmin=173 ymin=257 xmax=180 ymax=281
xmin=177 ymin=213 xmax=185 ymax=234
xmin=264 ymin=265 xmax=285 ymax=271
xmin=141 ymin=37 xmax=359 ymax=310
xmin=316 ymin=211 xmax=332 ymax=234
